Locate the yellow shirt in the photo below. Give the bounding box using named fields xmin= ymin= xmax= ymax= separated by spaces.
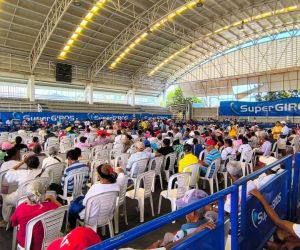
xmin=272 ymin=126 xmax=282 ymax=140
xmin=229 ymin=125 xmax=238 ymax=138
xmin=141 ymin=121 xmax=148 ymax=129
xmin=178 ymin=154 xmax=199 ymax=173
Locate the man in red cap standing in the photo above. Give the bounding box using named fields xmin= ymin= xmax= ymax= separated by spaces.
xmin=199 ymin=139 xmax=221 ymax=176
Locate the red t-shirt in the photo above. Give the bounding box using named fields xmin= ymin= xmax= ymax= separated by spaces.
xmin=11 ymin=201 xmax=59 ymax=250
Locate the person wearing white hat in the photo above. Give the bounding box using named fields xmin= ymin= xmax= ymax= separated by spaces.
xmin=281 ymin=121 xmax=289 ymax=136
xmin=278 ymin=121 xmax=289 ymax=156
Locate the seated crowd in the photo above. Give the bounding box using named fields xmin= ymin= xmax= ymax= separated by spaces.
xmin=0 ymin=118 xmax=299 ymax=249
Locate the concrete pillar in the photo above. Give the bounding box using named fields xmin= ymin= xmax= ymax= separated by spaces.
xmin=132 ymin=89 xmax=135 ymax=106
xmin=27 ymin=75 xmax=35 ymax=102
xmin=127 ymin=89 xmax=135 ymax=106
xmin=161 ymin=90 xmax=167 ymax=107
xmin=85 ymin=82 xmax=93 ymax=104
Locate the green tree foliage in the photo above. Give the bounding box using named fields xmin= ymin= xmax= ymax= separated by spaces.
xmin=166 ymin=87 xmax=202 ymax=107
xmin=255 ymin=90 xmax=299 ymax=101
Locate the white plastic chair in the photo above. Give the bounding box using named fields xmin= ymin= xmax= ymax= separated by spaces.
xmin=114 ymin=176 xmax=129 ymax=234
xmin=199 ymin=159 xmax=221 ymax=194
xmin=80 ymin=191 xmax=118 ymax=237
xmin=158 ymin=172 xmax=190 ymax=214
xmin=109 ymin=148 xmax=123 ymax=163
xmin=44 ymin=162 xmax=65 ymax=185
xmin=103 ymin=143 xmax=113 ymax=150
xmin=17 ymin=177 xmax=49 ymax=197
xmin=0 ymin=169 xmax=9 ymax=193
xmin=5 ymin=177 xmax=49 ymax=231
xmin=89 ymin=159 xmax=107 ymax=185
xmin=12 ymin=196 xmax=27 ymax=250
xmin=240 ymin=150 xmax=254 ymax=176
xmin=126 ymin=170 xmax=155 ymax=223
xmin=163 ymin=152 xmax=177 ymax=181
xmin=21 ymin=205 xmax=69 ymax=250
xmin=128 ymin=158 xmax=149 ymax=187
xmin=91 ymin=145 xmax=104 ymax=157
xmin=199 ymin=149 xmax=208 ymax=161
xmin=81 ymin=149 xmax=91 ymax=160
xmin=127 ymin=146 xmax=137 ymax=155
xmin=182 ymin=163 xmax=200 ymax=189
xmin=59 ymin=142 xmax=72 ymax=153
xmin=58 ymin=170 xmax=89 ymax=204
xmin=270 ymin=142 xmax=278 ymax=158
xmin=113 ymin=153 xmax=130 ymax=171
xmin=218 ymin=154 xmax=236 ymax=188
xmin=44 ymin=138 xmax=59 ymax=151
xmin=147 ymin=156 xmax=164 ymax=191
xmin=94 ymin=149 xmax=109 ymax=162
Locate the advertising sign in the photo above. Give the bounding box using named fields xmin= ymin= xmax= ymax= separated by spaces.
xmin=219 ymin=98 xmax=300 ymax=116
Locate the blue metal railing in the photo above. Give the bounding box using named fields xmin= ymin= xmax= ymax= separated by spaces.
xmin=234 ymin=154 xmax=293 ymax=250
xmin=88 ymin=185 xmax=238 ymax=250
xmin=291 ymin=152 xmax=300 ymax=221
xmin=88 ymin=153 xmax=299 ymax=250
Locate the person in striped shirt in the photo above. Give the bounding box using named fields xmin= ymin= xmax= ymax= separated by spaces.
xmin=61 ymin=149 xmax=89 ymax=195
xmin=199 ymin=139 xmax=221 ymax=177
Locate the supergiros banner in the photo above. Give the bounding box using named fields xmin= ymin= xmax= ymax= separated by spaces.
xmin=0 ymin=112 xmax=171 ymax=124
xmin=219 ymin=98 xmax=300 ymax=116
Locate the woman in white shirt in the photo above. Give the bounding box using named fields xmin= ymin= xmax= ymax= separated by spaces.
xmin=236 ymin=137 xmax=252 ymax=160
xmin=68 ymin=163 xmax=120 ymax=229
xmin=0 ymin=147 xmax=21 ymax=172
xmin=42 ymin=146 xmax=62 ymax=169
xmin=221 ymin=139 xmax=235 ymax=161
xmin=1 ymin=155 xmax=48 ymax=225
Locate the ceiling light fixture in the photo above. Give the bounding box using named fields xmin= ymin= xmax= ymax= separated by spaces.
xmin=196 ymin=2 xmax=203 ymax=7
xmin=74 ymin=1 xmax=81 ymax=7
xmin=58 ymin=0 xmax=108 ymax=60
xmin=148 ymin=4 xmax=299 ymax=76
xmin=109 ymin=0 xmax=204 ymax=69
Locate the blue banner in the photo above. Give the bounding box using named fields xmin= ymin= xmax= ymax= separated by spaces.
xmin=241 ymin=175 xmax=287 ymax=250
xmin=0 ymin=112 xmax=171 ymax=124
xmin=219 ymin=98 xmax=300 ymax=116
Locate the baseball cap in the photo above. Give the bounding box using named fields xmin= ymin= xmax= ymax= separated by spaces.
xmin=144 ymin=139 xmax=151 ymax=147
xmin=280 ymin=121 xmax=286 ymax=124
xmin=1 ymin=142 xmax=14 ymax=151
xmin=205 ymin=139 xmax=216 ymax=146
xmin=176 ymin=189 xmax=208 ymax=209
xmin=47 ymin=227 xmax=101 ymax=250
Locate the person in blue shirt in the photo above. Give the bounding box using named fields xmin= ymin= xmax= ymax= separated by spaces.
xmin=199 ymin=139 xmax=221 ymax=177
xmin=192 ymin=138 xmax=203 ymax=159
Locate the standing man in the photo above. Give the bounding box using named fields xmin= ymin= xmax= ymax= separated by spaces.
xmin=272 ymin=121 xmax=282 ymax=141
xmin=278 ymin=121 xmax=289 ymax=156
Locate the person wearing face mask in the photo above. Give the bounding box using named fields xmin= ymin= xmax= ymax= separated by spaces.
xmin=68 ymin=163 xmax=120 ymax=229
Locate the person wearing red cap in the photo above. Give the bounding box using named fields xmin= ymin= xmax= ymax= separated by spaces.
xmin=47 ymin=226 xmax=101 ymax=250
xmin=199 ymin=139 xmax=221 ymax=176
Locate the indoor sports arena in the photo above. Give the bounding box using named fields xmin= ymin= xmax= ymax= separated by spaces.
xmin=1 ymin=0 xmax=300 ymax=249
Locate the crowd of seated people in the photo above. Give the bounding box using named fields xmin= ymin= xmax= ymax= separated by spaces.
xmin=0 ymin=118 xmax=299 ymax=249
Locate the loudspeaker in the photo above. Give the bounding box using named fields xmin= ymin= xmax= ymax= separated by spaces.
xmin=56 ymin=63 xmax=72 ymax=82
